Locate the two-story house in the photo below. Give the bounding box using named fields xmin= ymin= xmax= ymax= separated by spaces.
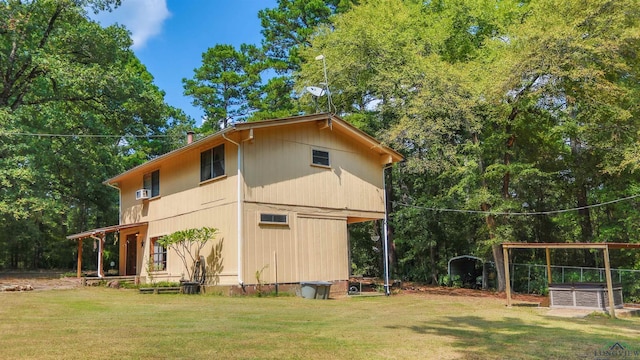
xmin=68 ymin=113 xmax=402 ymax=293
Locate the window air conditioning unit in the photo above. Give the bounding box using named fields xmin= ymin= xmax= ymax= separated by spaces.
xmin=136 ymin=189 xmax=150 ymax=200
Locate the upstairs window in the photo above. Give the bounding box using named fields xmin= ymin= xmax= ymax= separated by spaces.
xmin=312 ymin=149 xmax=330 ymax=167
xmin=143 ymin=170 xmax=160 ymax=197
xmin=151 ymin=237 xmax=167 ymax=271
xmin=201 ymin=144 xmax=225 ymax=182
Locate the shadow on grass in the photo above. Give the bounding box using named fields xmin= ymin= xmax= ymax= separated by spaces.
xmin=386 ymin=315 xmax=640 ymax=359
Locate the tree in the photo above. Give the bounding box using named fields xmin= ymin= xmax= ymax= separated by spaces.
xmin=258 ymin=0 xmax=354 ymax=74
xmin=297 ymin=0 xmax=640 ymax=291
xmin=158 ymin=227 xmax=218 ymax=282
xmin=183 ymin=1 xmax=355 ymax=127
xmin=0 ymin=0 xmax=182 ymax=269
xmin=183 ymin=44 xmax=264 ymax=130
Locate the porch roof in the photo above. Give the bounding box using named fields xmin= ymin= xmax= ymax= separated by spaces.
xmin=66 ymin=222 xmax=148 ymax=240
xmin=501 ymin=242 xmax=640 ymax=318
xmin=502 ymin=242 xmax=640 ymax=250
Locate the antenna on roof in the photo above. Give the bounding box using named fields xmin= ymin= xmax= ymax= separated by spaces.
xmin=305 ymin=86 xmax=325 ymax=97
xmin=311 ymin=54 xmax=333 ymax=115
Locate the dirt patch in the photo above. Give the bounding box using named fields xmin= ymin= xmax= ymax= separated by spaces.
xmin=0 ymin=274 xmax=545 ymax=302
xmin=349 ymin=278 xmax=547 ymax=304
xmin=400 ymin=284 xmax=546 ymax=304
xmin=0 ymin=274 xmax=81 ymax=291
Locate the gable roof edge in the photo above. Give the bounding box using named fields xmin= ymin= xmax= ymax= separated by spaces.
xmin=104 ymin=113 xmax=403 ymax=186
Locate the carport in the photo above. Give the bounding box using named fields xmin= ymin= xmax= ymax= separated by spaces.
xmin=502 ymin=242 xmax=640 ymax=318
xmin=447 ymin=255 xmax=487 ymax=289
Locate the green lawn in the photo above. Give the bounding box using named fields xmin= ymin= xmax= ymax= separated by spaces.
xmin=1 ymin=288 xmax=639 ymax=359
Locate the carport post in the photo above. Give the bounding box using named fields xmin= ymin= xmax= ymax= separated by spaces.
xmin=603 ymin=246 xmax=616 ymax=318
xmin=77 ymin=239 xmax=83 ymax=278
xmin=545 ymin=248 xmax=552 ymax=285
xmin=503 ymin=245 xmax=512 ymax=307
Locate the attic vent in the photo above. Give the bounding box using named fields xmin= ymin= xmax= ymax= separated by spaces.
xmin=312 ymin=149 xmax=330 ymax=167
xmin=260 ymin=213 xmax=288 ymax=225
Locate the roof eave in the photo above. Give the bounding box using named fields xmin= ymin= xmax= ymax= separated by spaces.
xmin=104 ymin=113 xmax=404 ymax=186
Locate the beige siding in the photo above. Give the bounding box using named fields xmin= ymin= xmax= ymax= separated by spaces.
xmin=116 ymin=140 xmax=239 ymax=285
xmin=109 ymin=116 xmax=394 ymax=285
xmin=243 ymin=203 xmax=348 ymax=284
xmin=243 ymin=123 xmax=385 ymax=215
xmin=137 ymin=203 xmax=239 ymax=285
xmin=243 ymin=204 xmax=297 ymax=284
xmin=296 ymin=216 xmax=348 ymax=282
xmin=119 ymin=140 xmax=237 ymax=225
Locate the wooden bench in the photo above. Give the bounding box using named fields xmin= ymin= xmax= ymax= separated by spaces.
xmin=139 ymin=286 xmax=181 ymax=294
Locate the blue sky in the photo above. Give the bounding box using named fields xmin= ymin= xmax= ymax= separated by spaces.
xmin=94 ymin=0 xmax=278 ymax=125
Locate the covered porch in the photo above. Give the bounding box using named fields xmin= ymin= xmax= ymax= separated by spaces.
xmin=66 ymin=222 xmax=148 ymax=278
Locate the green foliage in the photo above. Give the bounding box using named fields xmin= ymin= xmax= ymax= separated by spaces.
xmin=183 ymin=44 xmax=264 ymax=130
xmin=295 ymin=0 xmax=640 ymax=287
xmin=258 ymin=0 xmax=355 ymax=73
xmin=182 ymin=0 xmax=355 ymax=126
xmin=0 ymin=0 xmax=186 ymax=270
xmin=348 ymin=222 xmax=382 ymax=277
xmin=158 ymin=227 xmax=218 ymax=281
xmin=254 ymin=264 xmax=269 ymax=297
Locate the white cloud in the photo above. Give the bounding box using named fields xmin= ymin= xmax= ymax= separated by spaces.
xmin=92 ymin=0 xmax=171 ymax=50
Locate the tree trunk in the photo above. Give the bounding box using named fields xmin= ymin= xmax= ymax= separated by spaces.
xmin=474 ymin=128 xmax=509 ymax=292
xmin=429 ymin=243 xmax=439 ymax=285
xmin=570 ymin=136 xmax=593 ymax=243
xmin=577 ymin=180 xmax=593 ymax=242
xmin=483 ymin=206 xmax=506 ymax=292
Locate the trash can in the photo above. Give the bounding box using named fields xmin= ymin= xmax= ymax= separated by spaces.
xmin=300 ymin=281 xmax=332 ymax=299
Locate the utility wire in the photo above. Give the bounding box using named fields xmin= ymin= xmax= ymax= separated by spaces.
xmin=0 ymin=132 xmax=173 ymax=138
xmin=397 ymin=193 xmax=640 ymax=216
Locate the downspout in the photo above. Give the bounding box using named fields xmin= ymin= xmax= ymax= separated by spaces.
xmin=382 ymin=163 xmax=393 ymax=296
xmin=90 ymin=234 xmax=104 ymax=278
xmin=223 ymin=129 xmax=254 ymax=287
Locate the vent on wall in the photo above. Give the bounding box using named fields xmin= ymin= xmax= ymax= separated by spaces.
xmin=136 ymin=189 xmax=150 ymax=200
xmin=260 ymin=213 xmax=288 ymax=225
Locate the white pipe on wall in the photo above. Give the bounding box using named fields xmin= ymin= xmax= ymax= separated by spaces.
xmin=222 ymin=132 xmax=243 ymax=286
xmin=382 ymin=164 xmax=392 ymax=296
xmin=223 ymin=129 xmax=253 ymax=287
xmin=90 ymin=235 xmax=103 ymax=278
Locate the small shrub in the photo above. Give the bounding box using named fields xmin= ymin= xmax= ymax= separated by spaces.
xmin=586 ymin=311 xmax=611 ymax=319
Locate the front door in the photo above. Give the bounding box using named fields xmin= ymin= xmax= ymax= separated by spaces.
xmin=126 ymin=234 xmax=137 ymax=275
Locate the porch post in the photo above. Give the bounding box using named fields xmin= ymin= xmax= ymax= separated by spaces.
xmin=603 ymin=246 xmax=616 ymax=318
xmin=99 ymin=235 xmax=105 ymax=278
xmin=503 ymin=245 xmax=512 ymax=307
xmin=77 ymin=239 xmax=83 ymax=278
xmin=545 ymin=248 xmax=552 ymax=285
